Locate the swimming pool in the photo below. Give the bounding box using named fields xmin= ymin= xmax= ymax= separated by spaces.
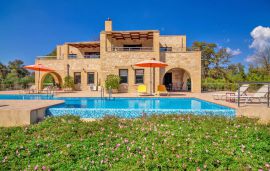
xmin=0 ymin=94 xmax=235 ymax=118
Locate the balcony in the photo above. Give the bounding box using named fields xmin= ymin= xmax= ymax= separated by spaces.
xmin=109 ymin=46 xmax=153 ymax=52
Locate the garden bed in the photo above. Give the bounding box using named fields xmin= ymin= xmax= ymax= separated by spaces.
xmin=0 ymin=115 xmax=269 ymax=170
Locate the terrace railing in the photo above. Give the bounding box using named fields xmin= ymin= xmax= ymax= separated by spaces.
xmin=84 ymin=54 xmax=100 ymax=59
xmin=160 ymin=47 xmax=201 ymax=52
xmin=0 ymin=83 xmax=28 ymax=91
xmin=36 ymin=56 xmax=58 ymax=60
xmin=110 ymin=47 xmax=153 ymax=52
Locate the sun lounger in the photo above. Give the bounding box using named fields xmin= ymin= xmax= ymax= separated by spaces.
xmin=157 ymin=85 xmax=169 ymax=96
xmin=137 ymin=84 xmax=147 ymax=96
xmin=41 ymin=86 xmax=53 ymax=94
xmin=230 ymin=84 xmax=269 ymax=104
xmin=212 ymin=84 xmax=249 ymax=100
xmin=21 ymin=85 xmax=37 ymax=94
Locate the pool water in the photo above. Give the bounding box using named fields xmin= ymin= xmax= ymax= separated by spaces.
xmin=0 ymin=94 xmax=235 ymax=118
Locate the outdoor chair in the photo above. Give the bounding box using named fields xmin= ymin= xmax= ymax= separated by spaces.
xmin=157 ymin=85 xmax=169 ymax=96
xmin=212 ymin=84 xmax=249 ymax=100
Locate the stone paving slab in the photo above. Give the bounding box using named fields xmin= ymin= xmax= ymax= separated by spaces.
xmin=0 ymin=100 xmax=64 ymax=127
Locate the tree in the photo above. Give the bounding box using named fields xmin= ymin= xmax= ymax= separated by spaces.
xmin=7 ymin=59 xmax=29 ymax=78
xmin=250 ymin=47 xmax=270 ymax=74
xmin=0 ymin=62 xmax=8 ymax=80
xmin=46 ymin=48 xmax=57 ymax=56
xmin=192 ymin=41 xmax=217 ymax=78
xmin=4 ymin=69 xmax=19 ymax=85
xmin=227 ymin=63 xmax=246 ymax=82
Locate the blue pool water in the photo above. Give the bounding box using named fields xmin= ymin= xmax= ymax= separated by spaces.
xmin=0 ymin=94 xmax=235 ymax=118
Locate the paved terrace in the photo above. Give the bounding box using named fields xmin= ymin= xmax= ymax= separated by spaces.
xmin=0 ymin=90 xmax=269 ymax=125
xmin=0 ymin=99 xmax=64 ymax=127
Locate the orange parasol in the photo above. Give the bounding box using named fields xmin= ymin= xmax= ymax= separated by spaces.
xmin=135 ymin=59 xmax=168 ymax=95
xmin=135 ymin=59 xmax=168 ymax=68
xmin=24 ymin=64 xmax=54 ymax=92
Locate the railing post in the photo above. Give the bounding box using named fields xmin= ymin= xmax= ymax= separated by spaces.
xmin=238 ymin=83 xmax=240 ymax=107
xmin=267 ymin=83 xmax=270 ymax=107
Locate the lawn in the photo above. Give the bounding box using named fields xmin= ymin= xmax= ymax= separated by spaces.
xmin=0 ymin=115 xmax=269 ymax=170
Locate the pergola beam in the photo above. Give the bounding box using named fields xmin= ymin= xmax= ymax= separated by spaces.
xmin=110 ymin=31 xmax=154 ymax=40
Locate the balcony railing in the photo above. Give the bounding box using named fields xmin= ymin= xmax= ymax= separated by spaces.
xmin=160 ymin=47 xmax=201 ymax=53
xmin=110 ymin=47 xmax=153 ymax=52
xmin=84 ymin=54 xmax=100 ymax=59
xmin=68 ymin=54 xmax=77 ymax=59
xmin=36 ymin=56 xmax=58 ymax=60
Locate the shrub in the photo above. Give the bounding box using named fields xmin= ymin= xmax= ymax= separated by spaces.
xmin=63 ymin=76 xmax=74 ymax=89
xmin=105 ymin=74 xmax=120 ymax=90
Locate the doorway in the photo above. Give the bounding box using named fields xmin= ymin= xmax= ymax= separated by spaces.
xmin=163 ymin=73 xmax=172 ymax=91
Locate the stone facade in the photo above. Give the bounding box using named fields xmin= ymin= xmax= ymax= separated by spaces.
xmin=36 ymin=20 xmax=201 ymax=93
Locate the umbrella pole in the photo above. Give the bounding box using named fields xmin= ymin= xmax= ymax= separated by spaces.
xmin=38 ymin=69 xmax=40 ymax=93
xmin=150 ymin=67 xmax=152 ymax=95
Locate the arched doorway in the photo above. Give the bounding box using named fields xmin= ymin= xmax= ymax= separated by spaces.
xmin=40 ymin=72 xmax=62 ymax=89
xmin=163 ymin=68 xmax=191 ymax=92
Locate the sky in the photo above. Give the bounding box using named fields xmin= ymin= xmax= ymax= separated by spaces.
xmin=0 ymin=0 xmax=270 ymax=67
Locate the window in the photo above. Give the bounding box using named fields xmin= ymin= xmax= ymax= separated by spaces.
xmin=68 ymin=54 xmax=77 ymax=59
xmin=84 ymin=52 xmax=100 ymax=58
xmin=119 ymin=69 xmax=128 ymax=84
xmin=87 ymin=72 xmax=95 ymax=84
xmin=160 ymin=47 xmax=172 ymax=52
xmin=135 ymin=69 xmax=144 ymax=84
xmin=74 ymin=72 xmax=81 ymax=84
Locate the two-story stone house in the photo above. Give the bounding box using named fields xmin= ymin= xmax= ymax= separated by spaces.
xmin=36 ymin=19 xmax=201 ymax=93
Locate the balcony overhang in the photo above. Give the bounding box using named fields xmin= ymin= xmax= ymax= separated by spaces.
xmin=67 ymin=41 xmax=100 ymax=48
xmin=107 ymin=31 xmax=155 ymax=40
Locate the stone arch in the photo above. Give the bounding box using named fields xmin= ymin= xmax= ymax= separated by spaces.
xmin=40 ymin=72 xmax=62 ymax=89
xmin=161 ymin=67 xmax=192 ymax=92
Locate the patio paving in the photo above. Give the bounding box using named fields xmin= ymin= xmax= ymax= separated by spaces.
xmin=0 ymin=90 xmax=269 ymax=124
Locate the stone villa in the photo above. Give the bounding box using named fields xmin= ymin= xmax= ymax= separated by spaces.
xmin=36 ymin=19 xmax=201 ymax=93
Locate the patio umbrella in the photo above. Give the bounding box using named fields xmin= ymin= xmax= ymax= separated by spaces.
xmin=135 ymin=59 xmax=168 ymax=95
xmin=24 ymin=64 xmax=54 ymax=92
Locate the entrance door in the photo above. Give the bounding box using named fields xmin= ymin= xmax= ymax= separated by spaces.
xmin=163 ymin=73 xmax=172 ymax=91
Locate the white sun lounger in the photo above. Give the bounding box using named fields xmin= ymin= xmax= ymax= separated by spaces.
xmin=212 ymin=84 xmax=249 ymax=100
xmin=230 ymin=84 xmax=269 ymax=104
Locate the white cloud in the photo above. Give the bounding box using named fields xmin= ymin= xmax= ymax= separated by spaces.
xmin=245 ymin=55 xmax=257 ymax=62
xmin=226 ymin=47 xmax=241 ymax=56
xmin=246 ymin=26 xmax=270 ymax=62
xmin=249 ymin=26 xmax=270 ymax=52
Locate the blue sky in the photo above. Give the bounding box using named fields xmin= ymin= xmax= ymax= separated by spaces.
xmin=0 ymin=0 xmax=270 ymax=67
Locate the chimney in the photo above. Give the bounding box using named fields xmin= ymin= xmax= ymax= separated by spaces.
xmin=105 ymin=18 xmax=112 ymax=31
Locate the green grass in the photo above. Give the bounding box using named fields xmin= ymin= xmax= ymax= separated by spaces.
xmin=0 ymin=115 xmax=269 ymax=170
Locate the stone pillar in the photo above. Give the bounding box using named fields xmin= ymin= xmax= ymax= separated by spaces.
xmin=153 ymin=31 xmax=161 ymax=91
xmin=182 ymin=36 xmax=187 ymax=52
